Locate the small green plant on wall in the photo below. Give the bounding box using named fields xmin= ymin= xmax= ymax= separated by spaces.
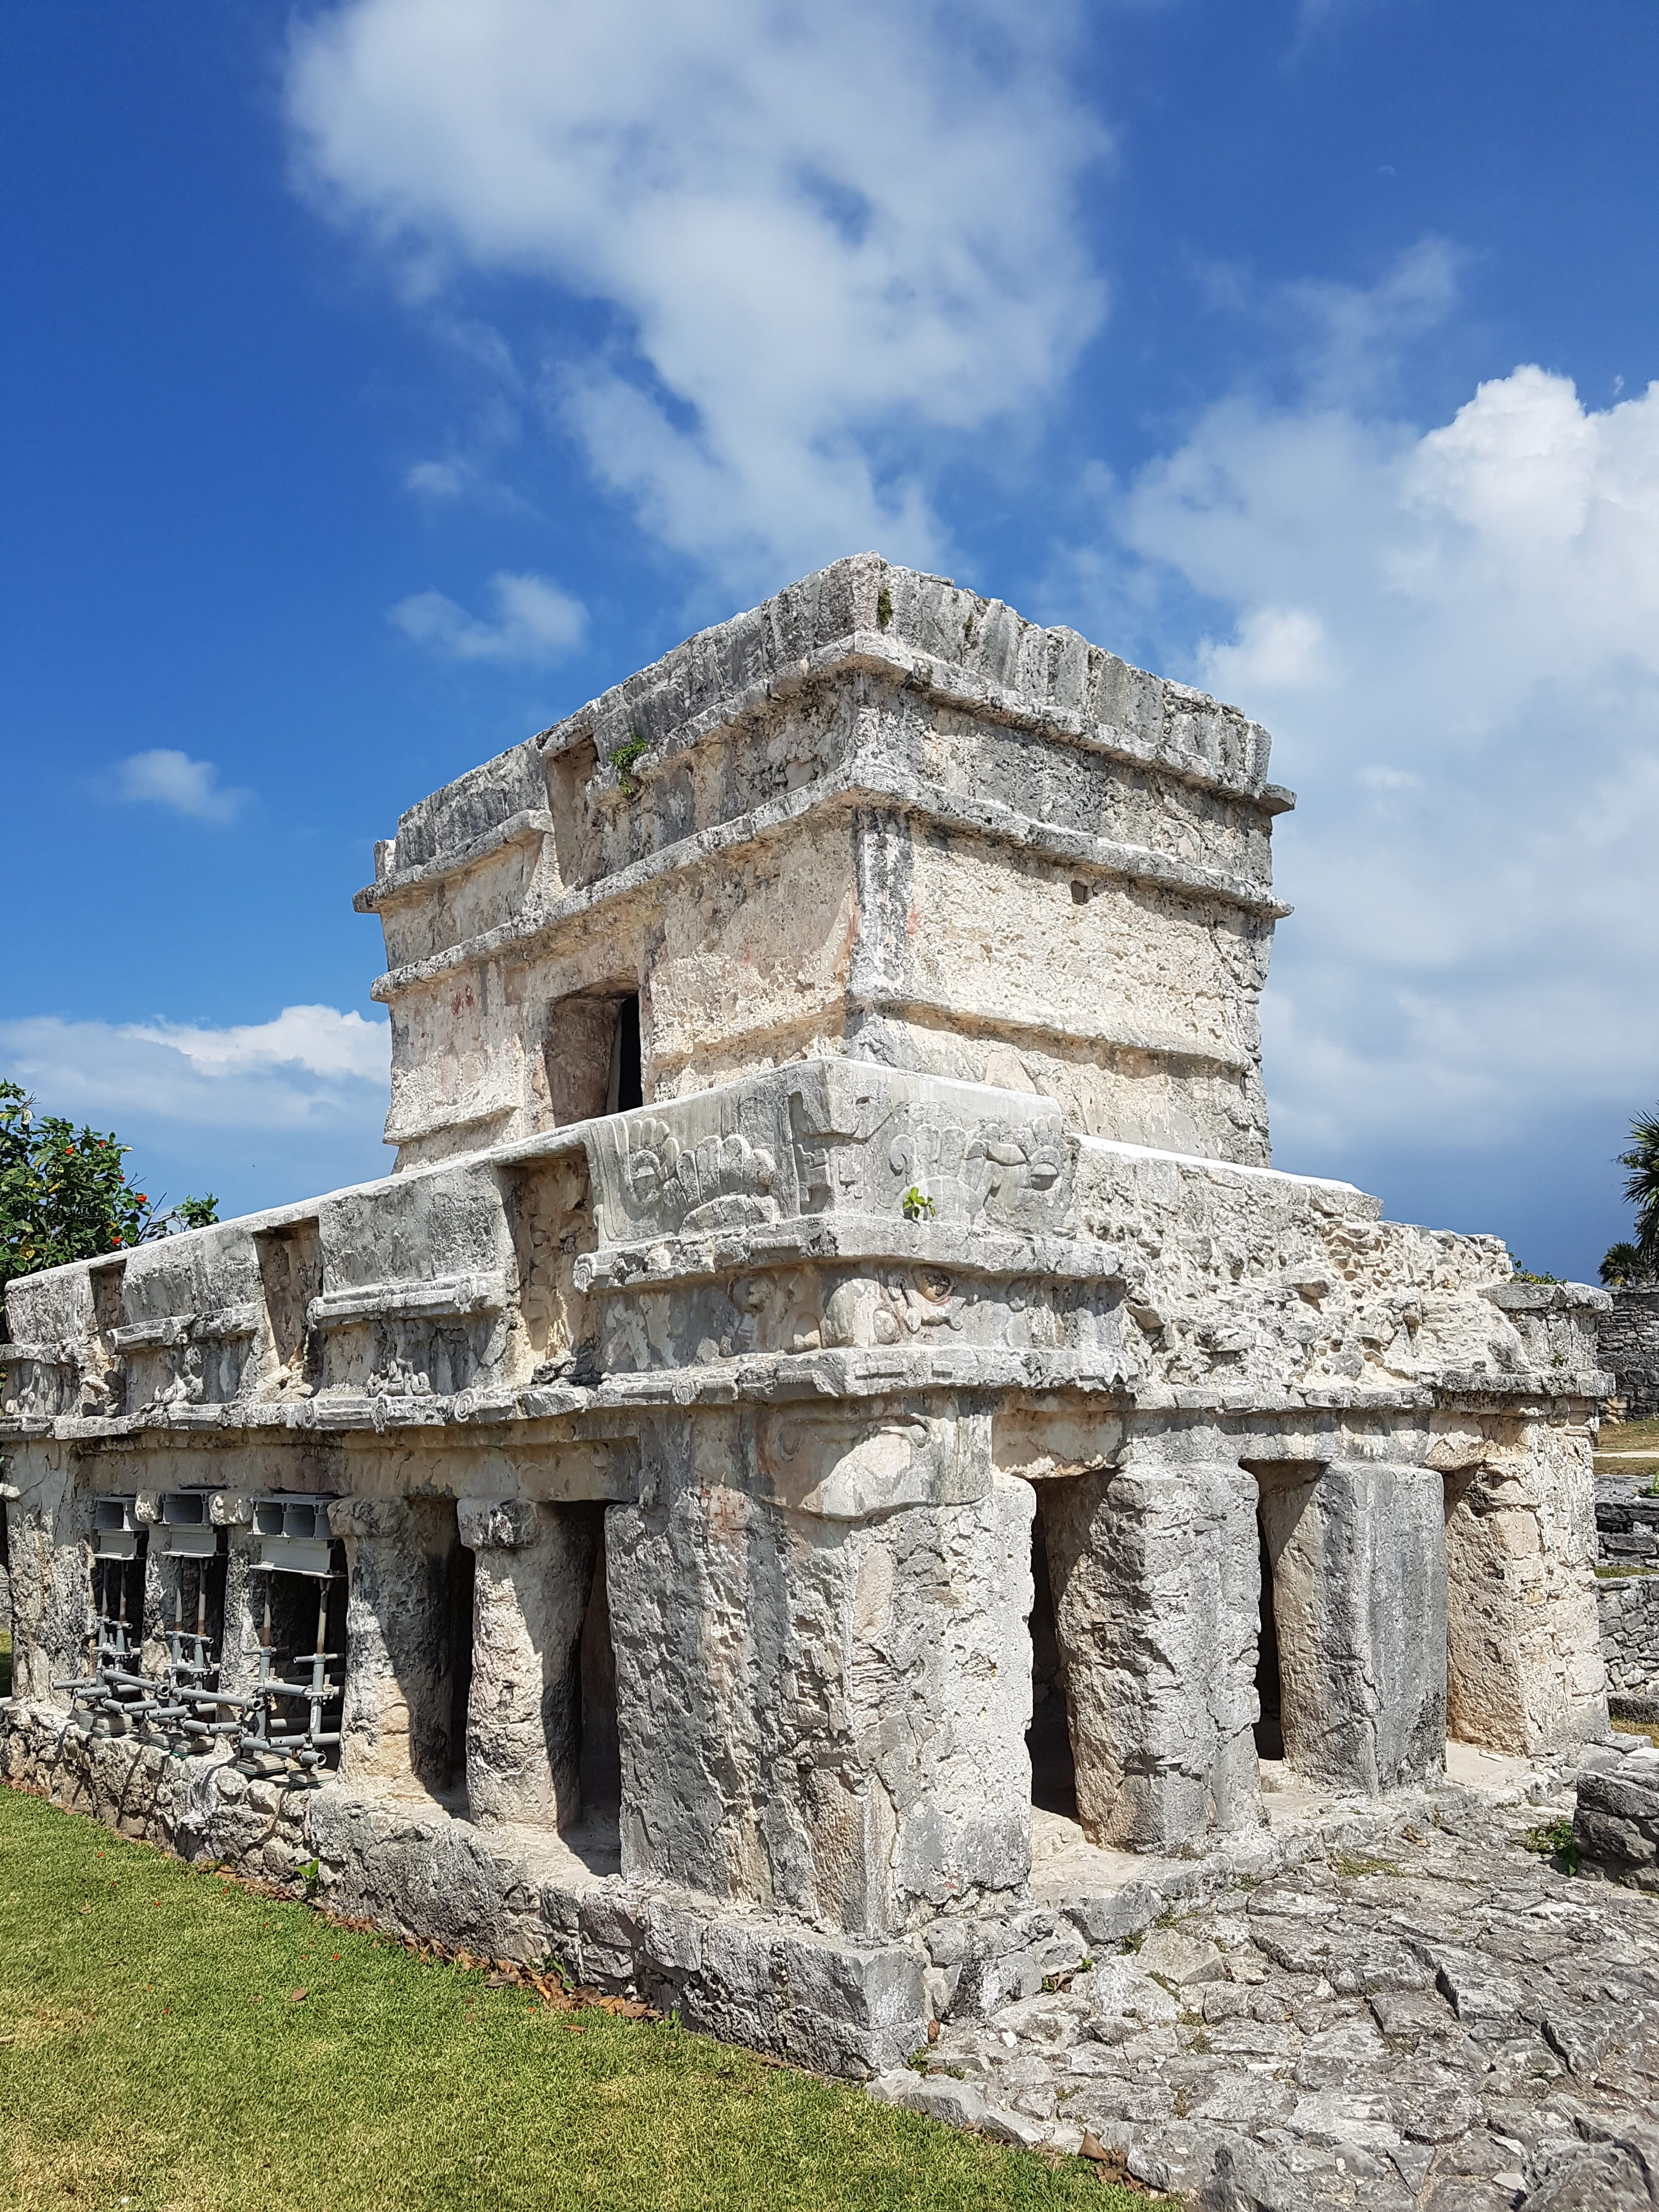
xmin=607 ymin=731 xmax=650 ymax=795
xmin=902 ymin=1186 xmax=935 ymax=1221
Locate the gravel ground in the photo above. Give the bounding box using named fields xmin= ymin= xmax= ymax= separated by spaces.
xmin=871 ymin=1776 xmax=1659 ymax=2209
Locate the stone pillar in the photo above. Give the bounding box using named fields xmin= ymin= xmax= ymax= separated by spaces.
xmin=134 ymin=1494 xmax=180 ymax=1680
xmin=457 ymin=1496 xmax=597 ymax=1831
xmin=1040 ymin=1452 xmax=1260 ymax=1853
xmin=210 ymin=1496 xmax=263 ymax=1703
xmin=1443 ymin=1418 xmax=1607 ymax=1756
xmin=1 ymin=1445 xmax=96 ymax=1706
xmin=1261 ymin=1459 xmax=1446 ymax=1792
xmin=605 ymin=1406 xmax=1034 ymax=1937
xmin=331 ymin=1496 xmax=459 ymax=1793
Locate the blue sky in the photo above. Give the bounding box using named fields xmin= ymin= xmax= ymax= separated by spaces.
xmin=3 ymin=0 xmax=1657 ymax=1276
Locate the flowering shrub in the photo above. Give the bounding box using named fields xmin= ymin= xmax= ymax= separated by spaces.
xmin=0 ymin=1079 xmax=217 ymax=1317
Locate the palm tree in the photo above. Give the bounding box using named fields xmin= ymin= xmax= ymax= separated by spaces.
xmin=1618 ymin=1107 xmax=1659 ymax=1274
xmin=1601 ymin=1240 xmax=1646 ymax=1287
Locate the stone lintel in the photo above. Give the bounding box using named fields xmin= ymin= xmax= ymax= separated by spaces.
xmin=456 ymin=1496 xmax=544 ymax=1550
xmin=307 ymin=1271 xmax=511 ymax=1329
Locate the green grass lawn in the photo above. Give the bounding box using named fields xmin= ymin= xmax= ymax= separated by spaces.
xmin=0 ymin=1786 xmax=1142 ymax=2212
xmin=1596 ymin=1414 xmax=1659 ymax=1462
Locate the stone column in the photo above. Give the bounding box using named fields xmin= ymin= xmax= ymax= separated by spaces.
xmin=1443 ymin=1418 xmax=1607 ymax=1756
xmin=331 ymin=1496 xmax=459 ymax=1793
xmin=1262 ymin=1459 xmax=1447 ymax=1792
xmin=134 ymin=1493 xmax=180 ymax=1680
xmin=457 ymin=1496 xmax=597 ymax=1831
xmin=1041 ymin=1452 xmax=1261 ymax=1853
xmin=210 ymin=1495 xmax=263 ymax=1703
xmin=1 ymin=1444 xmax=97 ymax=1707
xmin=606 ymin=1406 xmax=1034 ymax=1937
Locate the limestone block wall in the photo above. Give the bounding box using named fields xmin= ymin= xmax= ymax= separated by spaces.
xmin=1598 ymin=1286 xmax=1659 ymax=1417
xmin=1595 ymin=1471 xmax=1659 ymax=1717
xmin=0 ymin=1055 xmax=1615 ymax=2067
xmin=355 ymin=556 xmax=1293 ymax=1172
xmin=1597 ymin=1572 xmax=1659 ymax=1715
xmin=3 ymin=1061 xmax=1613 ymax=1768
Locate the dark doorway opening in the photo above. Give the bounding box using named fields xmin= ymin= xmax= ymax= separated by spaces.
xmin=545 ymin=989 xmax=643 ymax=1125
xmin=1027 ymin=1497 xmax=1077 ymax=1817
xmin=607 ymin=995 xmax=643 ymax=1115
xmin=1253 ymin=1504 xmax=1285 ymax=1759
xmin=578 ymin=1519 xmax=621 ymax=1815
xmin=446 ymin=1534 xmax=476 ymax=1798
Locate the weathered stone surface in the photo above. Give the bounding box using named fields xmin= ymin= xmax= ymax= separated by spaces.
xmin=904 ymin=1777 xmax=1659 ymax=2209
xmin=607 ymin=1418 xmax=1031 ymax=1935
xmin=460 ymin=1497 xmax=598 ymax=1830
xmin=0 ymin=555 xmax=1617 ymax=2094
xmin=1594 ymin=1473 xmax=1659 ymax=1722
xmin=1445 ymin=1419 xmax=1607 ymax=1757
xmin=1043 ymin=1450 xmax=1260 ymax=1851
xmin=335 ymin=1496 xmax=460 ymax=1792
xmin=1599 ymin=1288 xmax=1659 ymax=1421
xmin=1265 ymin=1459 xmax=1447 ymax=1792
xmin=1576 ymin=1737 xmax=1659 ymax=1890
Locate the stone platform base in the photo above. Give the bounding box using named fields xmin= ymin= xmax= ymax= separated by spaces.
xmin=872 ymin=1768 xmax=1659 ymax=2208
xmin=3 ymin=1695 xmax=1372 ymax=2077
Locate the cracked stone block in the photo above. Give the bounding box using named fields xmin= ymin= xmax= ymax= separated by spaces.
xmin=458 ymin=1496 xmax=598 ymax=1830
xmin=1263 ymin=1459 xmax=1447 ymax=1793
xmin=1042 ymin=1454 xmax=1260 ymax=1851
xmin=334 ymin=1497 xmax=461 ymax=1792
xmin=608 ymin=1414 xmax=1031 ymax=1936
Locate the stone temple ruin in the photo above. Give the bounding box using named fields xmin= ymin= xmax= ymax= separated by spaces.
xmin=0 ymin=555 xmax=1616 ymax=2073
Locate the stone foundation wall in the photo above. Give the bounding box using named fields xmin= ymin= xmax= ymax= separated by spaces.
xmin=1594 ymin=1473 xmax=1659 ymax=1716
xmin=1598 ymin=1288 xmax=1659 ymax=1417
xmin=1596 ymin=1573 xmax=1659 ymax=1716
xmin=0 ymin=1696 xmax=1324 ymax=2077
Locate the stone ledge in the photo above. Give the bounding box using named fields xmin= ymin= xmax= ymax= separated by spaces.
xmin=1485 ymin=1280 xmax=1612 ymax=1315
xmin=369 ymin=760 xmax=1287 ymax=1007
xmin=10 ymin=1355 xmax=1612 ymax=1448
xmin=529 ymin=554 xmax=1278 ymax=805
xmin=354 ymin=806 xmax=554 ymax=912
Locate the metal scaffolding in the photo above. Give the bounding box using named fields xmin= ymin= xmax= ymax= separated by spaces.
xmin=236 ymin=1497 xmax=343 ymax=1785
xmin=58 ymin=1491 xmax=345 ymax=1781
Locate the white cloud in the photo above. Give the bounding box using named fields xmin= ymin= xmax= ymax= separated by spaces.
xmin=1355 ymin=765 xmax=1419 ymax=792
xmin=286 ymin=0 xmax=1105 ymax=589
xmin=1199 ymin=605 xmax=1334 ymax=694
xmin=110 ymin=749 xmax=251 ymax=825
xmin=1096 ymin=353 xmax=1659 ymax=1182
xmin=0 ymin=1007 xmax=389 ymax=1131
xmin=390 ymin=569 xmax=586 ymax=665
xmin=406 ymin=457 xmax=469 ymax=500
xmin=127 ymin=1005 xmax=392 ymax=1085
